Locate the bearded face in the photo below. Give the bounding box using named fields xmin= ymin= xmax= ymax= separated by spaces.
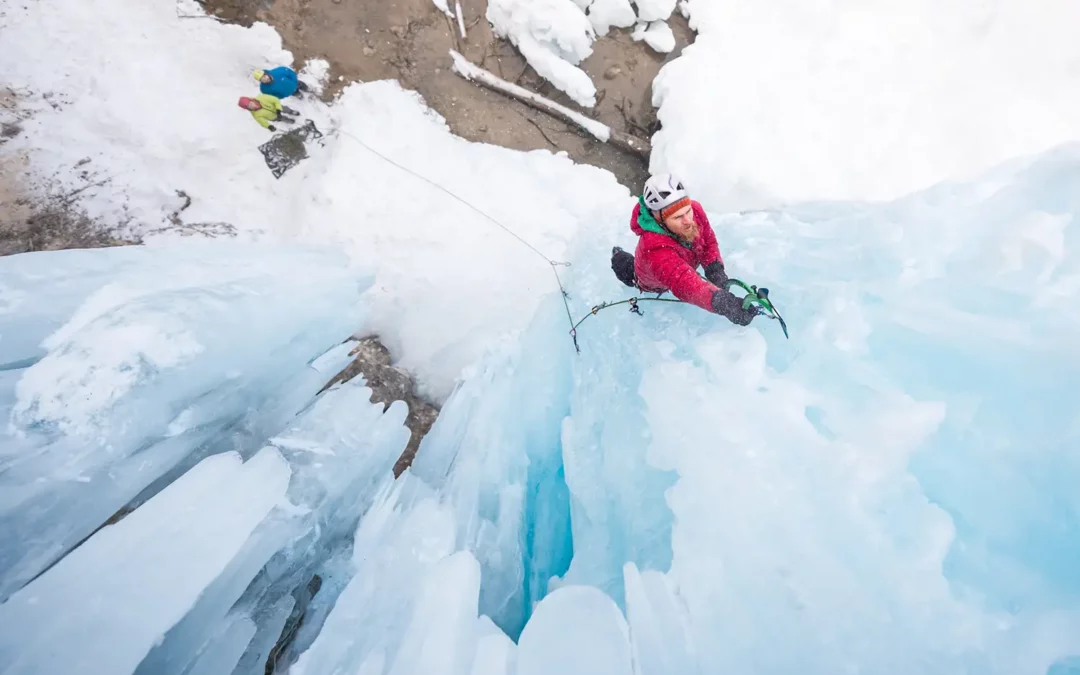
xmin=663 ymin=203 xmax=698 ymax=243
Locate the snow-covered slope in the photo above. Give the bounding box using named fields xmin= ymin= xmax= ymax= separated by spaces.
xmin=652 ymin=0 xmax=1080 ymax=209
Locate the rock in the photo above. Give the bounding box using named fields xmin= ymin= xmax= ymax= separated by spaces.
xmin=390 ymin=25 xmax=406 ymax=38
xmin=362 ymin=45 xmax=376 ymax=56
xmin=603 ymin=65 xmax=622 ymax=80
xmin=320 ymin=337 xmax=441 ymax=478
xmin=479 ymin=125 xmax=488 ymax=132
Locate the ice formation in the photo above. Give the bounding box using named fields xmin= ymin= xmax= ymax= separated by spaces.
xmin=0 ymin=243 xmax=413 ymax=674
xmin=0 ymin=243 xmax=373 ymax=602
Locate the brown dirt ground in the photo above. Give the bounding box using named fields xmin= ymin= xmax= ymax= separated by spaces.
xmin=199 ymin=0 xmax=695 ymax=191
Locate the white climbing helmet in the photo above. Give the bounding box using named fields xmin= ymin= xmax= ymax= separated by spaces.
xmin=642 ymin=173 xmax=688 ymax=212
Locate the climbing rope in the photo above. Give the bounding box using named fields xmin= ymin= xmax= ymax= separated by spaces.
xmin=568 ymin=278 xmax=789 ymax=351
xmin=325 ymin=129 xmax=791 ymax=351
xmin=569 ymin=295 xmax=684 ymax=352
xmin=334 ymin=128 xmax=580 ymax=342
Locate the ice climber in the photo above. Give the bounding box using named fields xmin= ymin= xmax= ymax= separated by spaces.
xmin=611 ymin=173 xmax=760 ymax=326
xmin=237 ymin=95 xmax=298 ymax=131
xmin=253 ymin=67 xmax=307 ymax=99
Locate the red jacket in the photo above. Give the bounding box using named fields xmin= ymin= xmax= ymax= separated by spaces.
xmin=631 ymin=198 xmax=722 ymax=311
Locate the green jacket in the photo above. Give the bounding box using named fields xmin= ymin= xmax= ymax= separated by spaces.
xmin=249 ymin=94 xmax=282 ymax=129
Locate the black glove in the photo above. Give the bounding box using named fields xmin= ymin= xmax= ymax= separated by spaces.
xmin=703 ymin=260 xmax=728 ymax=287
xmin=268 ymin=124 xmax=277 ymax=131
xmin=711 ymin=289 xmax=758 ymax=326
xmin=611 ymin=246 xmax=637 ymax=288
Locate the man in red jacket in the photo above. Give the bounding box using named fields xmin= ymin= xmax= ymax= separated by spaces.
xmin=611 ymin=173 xmax=759 ymax=326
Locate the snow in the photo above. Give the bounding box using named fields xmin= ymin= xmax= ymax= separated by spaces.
xmin=298 ymin=58 xmax=330 ymax=95
xmin=587 ymin=0 xmax=637 ymax=36
xmin=631 ymin=20 xmax=675 ymax=53
xmin=486 ymin=0 xmax=598 ymax=107
xmin=651 ymin=0 xmax=1080 ymax=210
xmin=634 ymin=0 xmax=676 ymax=23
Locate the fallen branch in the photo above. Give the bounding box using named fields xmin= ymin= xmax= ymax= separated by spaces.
xmin=448 ymin=50 xmax=650 ymax=159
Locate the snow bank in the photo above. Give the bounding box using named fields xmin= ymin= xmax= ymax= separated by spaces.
xmin=652 ymin=0 xmax=1080 ymax=209
xmin=0 ymin=242 xmax=370 ymax=601
xmin=631 ymin=20 xmax=675 ymax=53
xmin=486 ymin=0 xmax=598 ymax=107
xmin=587 ymin=0 xmax=636 ymax=36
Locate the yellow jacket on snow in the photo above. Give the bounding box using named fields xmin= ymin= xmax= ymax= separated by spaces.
xmin=249 ymin=94 xmax=282 ymax=128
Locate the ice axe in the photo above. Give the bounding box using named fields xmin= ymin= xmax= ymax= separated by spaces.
xmin=724 ymin=278 xmax=789 ymax=339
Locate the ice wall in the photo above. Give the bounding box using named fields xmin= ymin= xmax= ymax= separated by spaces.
xmin=569 ymin=142 xmax=1080 ymax=673
xmin=0 ymin=242 xmax=371 ymax=600
xmin=1 ymin=145 xmax=1078 ymax=675
xmin=282 ymin=147 xmax=1079 ymax=675
xmin=0 ymin=242 xmax=415 ymax=674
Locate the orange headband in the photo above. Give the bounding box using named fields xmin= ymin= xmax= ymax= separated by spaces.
xmin=659 ymin=197 xmax=692 ymax=223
